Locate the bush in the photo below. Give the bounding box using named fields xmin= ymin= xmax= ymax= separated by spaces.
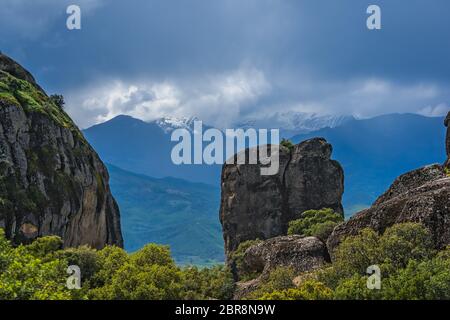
xmin=318 ymin=223 xmax=444 ymax=300
xmin=230 ymin=239 xmax=262 ymax=281
xmin=379 ymin=222 xmax=435 ymax=270
xmin=49 ymin=94 xmax=65 ymax=109
xmin=246 ymin=267 xmax=296 ymax=299
xmin=131 ymin=243 xmax=174 ymax=268
xmin=55 ymin=246 xmax=99 ymax=282
xmin=287 ymin=208 xmax=343 ymax=241
xmin=181 ymin=265 xmax=235 ymax=300
xmin=280 ymin=139 xmax=294 ymax=151
xmin=23 ymin=236 xmax=63 ymax=259
xmin=0 ymin=231 xmax=73 ymax=300
xmin=259 ymin=280 xmax=333 ymax=300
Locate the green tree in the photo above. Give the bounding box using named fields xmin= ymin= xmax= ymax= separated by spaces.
xmin=0 ymin=232 xmax=72 ymax=300
xmin=49 ymin=94 xmax=65 ymax=109
xmin=181 ymin=265 xmax=235 ymax=300
xmin=280 ymin=138 xmax=294 ymax=151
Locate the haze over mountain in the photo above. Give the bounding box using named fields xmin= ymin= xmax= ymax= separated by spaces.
xmin=106 ymin=164 xmax=223 ymax=265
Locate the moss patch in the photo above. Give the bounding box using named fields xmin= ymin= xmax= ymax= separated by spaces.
xmin=0 ymin=71 xmax=85 ymax=143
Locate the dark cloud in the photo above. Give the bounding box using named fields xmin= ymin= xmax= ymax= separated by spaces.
xmin=1 ymin=0 xmax=449 ymax=127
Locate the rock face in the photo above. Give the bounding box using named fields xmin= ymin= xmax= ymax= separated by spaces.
xmin=327 ymin=164 xmax=450 ymax=254
xmin=0 ymin=54 xmax=123 ymax=248
xmin=232 ymin=235 xmax=329 ymax=299
xmin=445 ymin=111 xmax=450 ymax=167
xmin=243 ymin=235 xmax=329 ymax=277
xmin=220 ymin=138 xmax=344 ymax=260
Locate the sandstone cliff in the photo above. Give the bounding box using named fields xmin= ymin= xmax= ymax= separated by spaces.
xmin=220 ymin=138 xmax=344 ymax=260
xmin=0 ymin=54 xmax=123 ymax=248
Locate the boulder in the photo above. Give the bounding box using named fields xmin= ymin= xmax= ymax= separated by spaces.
xmin=232 ymin=235 xmax=329 ymax=299
xmin=328 ymin=164 xmax=450 ymax=254
xmin=242 ymin=235 xmax=329 ymax=277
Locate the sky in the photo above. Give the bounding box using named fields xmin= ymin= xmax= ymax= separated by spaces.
xmin=0 ymin=0 xmax=449 ymax=128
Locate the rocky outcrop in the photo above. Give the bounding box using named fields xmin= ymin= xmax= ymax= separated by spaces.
xmin=445 ymin=111 xmax=450 ymax=168
xmin=220 ymin=138 xmax=344 ymax=260
xmin=232 ymin=235 xmax=329 ymax=299
xmin=327 ymin=164 xmax=450 ymax=254
xmin=0 ymin=54 xmax=123 ymax=248
xmin=242 ymin=235 xmax=329 ymax=276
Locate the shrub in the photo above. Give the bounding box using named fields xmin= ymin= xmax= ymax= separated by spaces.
xmin=181 ymin=265 xmax=235 ymax=300
xmin=230 ymin=239 xmax=262 ymax=281
xmin=131 ymin=243 xmax=175 ymax=267
xmin=55 ymin=246 xmax=99 ymax=282
xmin=259 ymin=280 xmax=333 ymax=300
xmin=246 ymin=267 xmax=296 ymax=299
xmin=280 ymin=139 xmax=294 ymax=151
xmin=287 ymin=208 xmax=343 ymax=241
xmin=49 ymin=94 xmax=65 ymax=109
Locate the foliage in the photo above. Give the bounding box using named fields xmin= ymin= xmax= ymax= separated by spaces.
xmin=318 ymin=223 xmax=448 ymax=300
xmin=258 ymin=280 xmax=333 ymax=300
xmin=230 ymin=239 xmax=262 ymax=281
xmin=55 ymin=246 xmax=99 ymax=282
xmin=287 ymin=208 xmax=343 ymax=241
xmin=246 ymin=267 xmax=296 ymax=299
xmin=49 ymin=94 xmax=65 ymax=109
xmin=181 ymin=265 xmax=235 ymax=300
xmin=1 ymin=222 xmax=449 ymax=300
xmin=0 ymin=230 xmax=73 ymax=300
xmin=280 ymin=138 xmax=294 ymax=151
xmin=0 ymin=229 xmax=235 ymax=301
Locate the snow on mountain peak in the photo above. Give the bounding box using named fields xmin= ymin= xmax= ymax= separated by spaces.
xmin=155 ymin=116 xmax=199 ymax=133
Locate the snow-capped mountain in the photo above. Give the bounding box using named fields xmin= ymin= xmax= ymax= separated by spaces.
xmin=237 ymin=111 xmax=355 ymax=138
xmin=153 ymin=112 xmax=354 ymax=138
xmin=155 ymin=116 xmax=199 ymax=133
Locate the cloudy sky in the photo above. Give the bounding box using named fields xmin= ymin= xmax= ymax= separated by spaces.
xmin=1 ymin=0 xmax=449 ymax=128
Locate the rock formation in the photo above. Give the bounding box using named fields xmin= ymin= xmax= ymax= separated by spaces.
xmin=328 ymin=164 xmax=450 ymax=255
xmin=233 ymin=235 xmax=329 ymax=299
xmin=328 ymin=117 xmax=450 ymax=255
xmin=220 ymin=138 xmax=344 ymax=260
xmin=445 ymin=111 xmax=450 ymax=167
xmin=242 ymin=235 xmax=329 ymax=277
xmin=0 ymin=54 xmax=123 ymax=248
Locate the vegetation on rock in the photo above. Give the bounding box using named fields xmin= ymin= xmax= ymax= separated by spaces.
xmin=230 ymin=239 xmax=262 ymax=281
xmin=240 ymin=223 xmax=450 ymax=300
xmin=288 ymin=208 xmax=343 ymax=241
xmin=280 ymin=138 xmax=294 ymax=151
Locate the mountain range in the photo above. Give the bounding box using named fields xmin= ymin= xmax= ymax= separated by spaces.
xmin=291 ymin=113 xmax=446 ymax=215
xmin=106 ymin=164 xmax=223 ymax=265
xmin=83 ymin=112 xmax=447 ymax=263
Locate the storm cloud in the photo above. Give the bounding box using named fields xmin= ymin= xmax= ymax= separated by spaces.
xmin=1 ymin=0 xmax=449 ymax=128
